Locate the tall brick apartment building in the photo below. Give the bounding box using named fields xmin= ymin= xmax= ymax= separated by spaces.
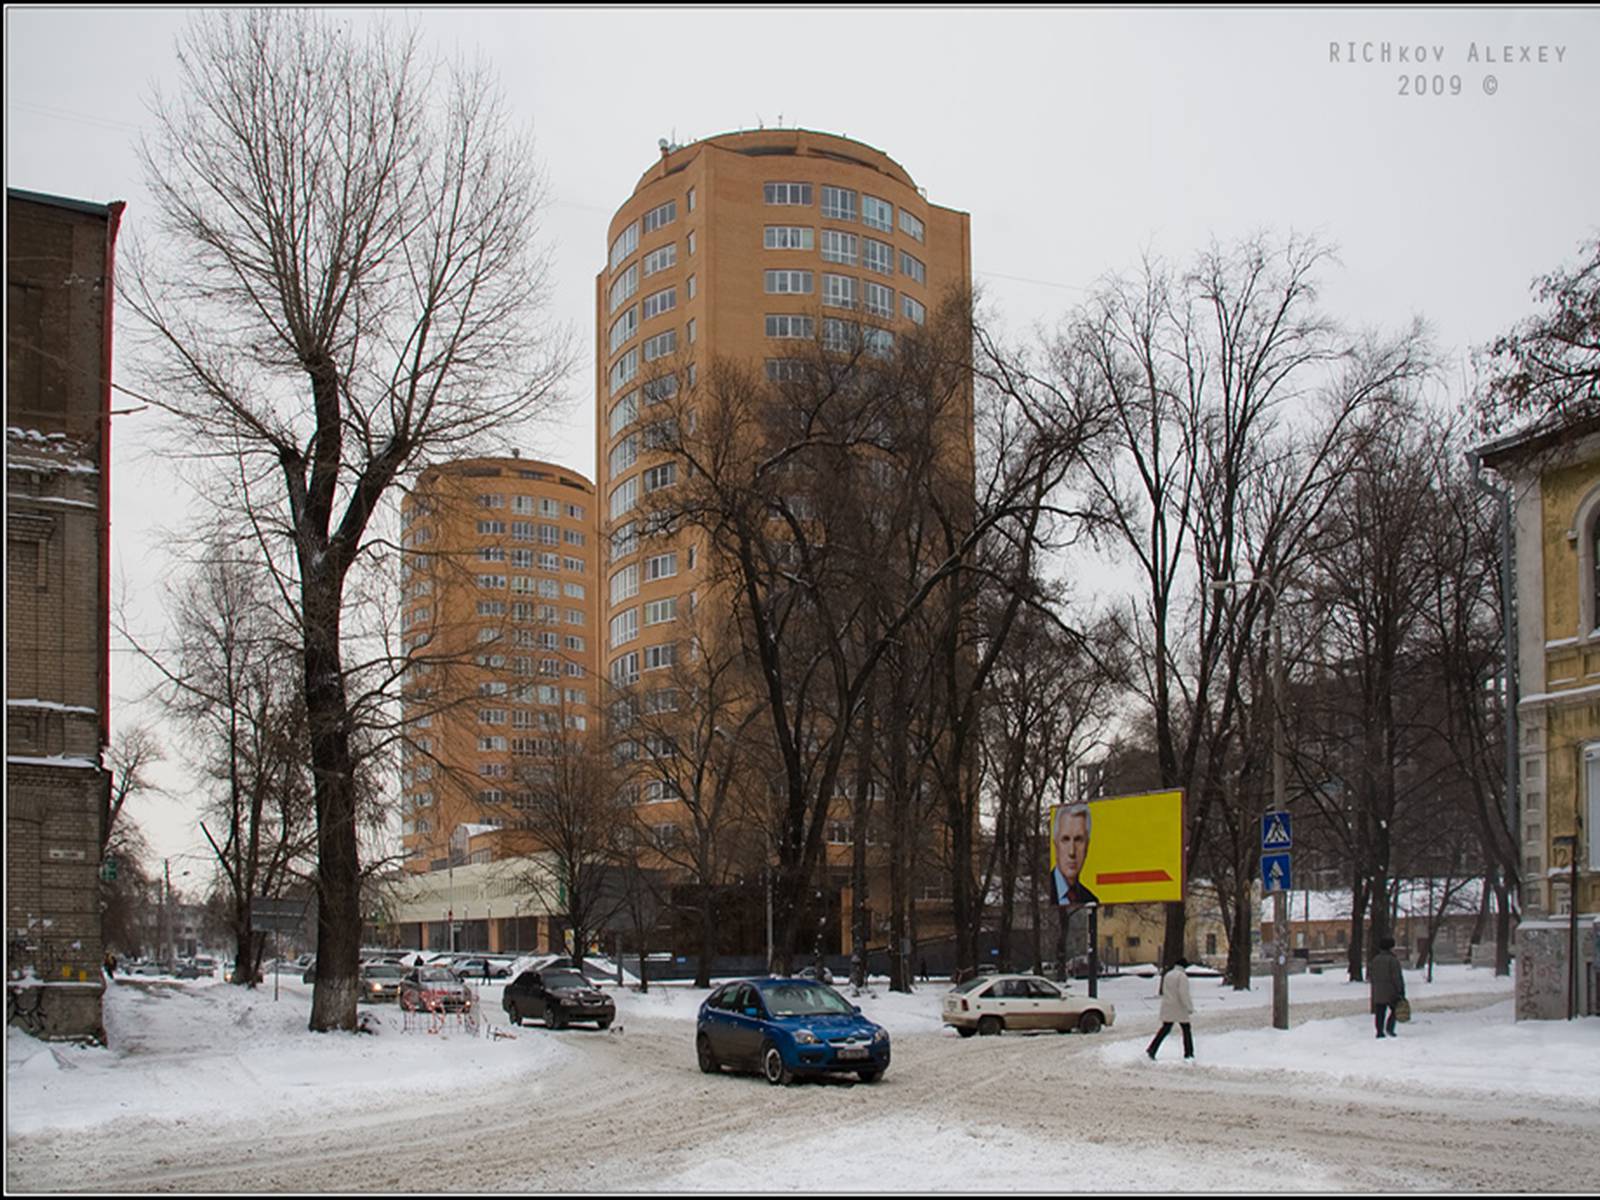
xmin=6 ymin=188 xmax=124 ymax=1040
xmin=391 ymin=455 xmax=601 ymax=953
xmin=594 ymin=130 xmax=973 ymax=961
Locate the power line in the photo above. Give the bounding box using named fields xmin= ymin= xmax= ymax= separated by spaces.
xmin=10 ymin=99 xmax=147 ymax=136
xmin=974 ymin=267 xmax=1093 ymax=295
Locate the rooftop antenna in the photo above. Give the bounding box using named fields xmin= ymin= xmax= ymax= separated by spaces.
xmin=757 ymin=113 xmax=764 ymax=130
xmin=777 ymin=112 xmax=784 ymax=128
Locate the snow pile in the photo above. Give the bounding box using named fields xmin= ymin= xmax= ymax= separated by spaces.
xmin=5 ymin=976 xmax=571 ymax=1138
xmin=6 ymin=964 xmax=1595 ymax=1147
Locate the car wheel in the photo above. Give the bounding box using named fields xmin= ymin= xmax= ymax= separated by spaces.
xmin=956 ymin=1026 xmax=977 ymax=1039
xmin=547 ymin=1006 xmax=567 ymax=1030
xmin=977 ymin=1015 xmax=1003 ymax=1037
xmin=1077 ymin=1011 xmax=1104 ymax=1035
xmin=597 ymin=1017 xmax=613 ymax=1031
xmin=697 ymin=1033 xmax=719 ymax=1074
xmin=506 ymin=1002 xmax=520 ymax=1026
xmin=762 ymin=1041 xmax=793 ymax=1086
xmin=857 ymin=1068 xmax=883 ymax=1084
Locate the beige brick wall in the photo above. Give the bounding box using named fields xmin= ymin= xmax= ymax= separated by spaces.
xmin=7 ymin=192 xmax=116 ymax=1042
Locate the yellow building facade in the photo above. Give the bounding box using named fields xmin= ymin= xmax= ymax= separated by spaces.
xmin=1482 ymin=413 xmax=1600 ymax=1017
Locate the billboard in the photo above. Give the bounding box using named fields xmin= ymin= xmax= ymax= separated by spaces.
xmin=1048 ymin=790 xmax=1184 ymax=906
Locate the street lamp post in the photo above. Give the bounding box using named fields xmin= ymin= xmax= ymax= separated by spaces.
xmin=1214 ymin=576 xmax=1290 ymax=1031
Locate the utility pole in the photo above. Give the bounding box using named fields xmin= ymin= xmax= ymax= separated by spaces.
xmin=1215 ymin=577 xmax=1290 ymax=1030
xmin=1270 ymin=595 xmax=1289 ymax=1031
xmin=161 ymin=857 xmax=172 ymax=966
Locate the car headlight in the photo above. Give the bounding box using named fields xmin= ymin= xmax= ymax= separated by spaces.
xmin=793 ymin=1029 xmax=820 ymax=1044
xmin=872 ymin=1027 xmax=890 ymax=1044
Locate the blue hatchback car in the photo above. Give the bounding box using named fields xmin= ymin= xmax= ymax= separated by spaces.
xmin=697 ymin=977 xmax=891 ymax=1085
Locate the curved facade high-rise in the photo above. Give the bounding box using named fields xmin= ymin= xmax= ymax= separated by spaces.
xmin=594 ymin=130 xmax=972 ymax=954
xmin=597 ymin=125 xmax=971 ymax=704
xmin=399 ymin=455 xmax=600 ymax=879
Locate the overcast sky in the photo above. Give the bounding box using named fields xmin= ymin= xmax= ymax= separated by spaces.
xmin=8 ymin=7 xmax=1599 ymax=870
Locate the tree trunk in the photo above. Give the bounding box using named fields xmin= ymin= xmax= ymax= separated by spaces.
xmin=1227 ymin=887 xmax=1254 ymax=991
xmin=1494 ymin=874 xmax=1513 ymax=977
xmin=1347 ymin=875 xmax=1369 ymax=983
xmin=695 ymin=884 xmax=715 ymax=990
xmin=886 ymin=701 xmax=912 ymax=993
xmin=849 ymin=688 xmax=875 ymax=990
xmin=305 ymin=576 xmax=362 ymax=1033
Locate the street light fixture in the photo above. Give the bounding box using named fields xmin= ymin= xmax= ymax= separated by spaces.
xmin=1213 ymin=575 xmax=1290 ymax=1031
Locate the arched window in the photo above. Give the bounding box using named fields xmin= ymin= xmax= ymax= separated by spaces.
xmin=1591 ymin=510 xmax=1600 ymax=634
xmin=1578 ymin=484 xmax=1600 ymax=639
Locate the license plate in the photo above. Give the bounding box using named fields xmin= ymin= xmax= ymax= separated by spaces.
xmin=836 ymin=1047 xmax=868 ymax=1061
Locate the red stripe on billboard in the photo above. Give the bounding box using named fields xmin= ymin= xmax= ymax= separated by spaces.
xmin=1094 ymin=870 xmax=1174 ymax=884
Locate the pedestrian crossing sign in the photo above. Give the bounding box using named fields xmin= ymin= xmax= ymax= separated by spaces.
xmin=1261 ymin=812 xmax=1293 ymax=851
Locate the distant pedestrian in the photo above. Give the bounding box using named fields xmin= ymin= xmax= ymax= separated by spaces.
xmin=1146 ymin=956 xmax=1195 ymax=1061
xmin=103 ymin=952 xmax=117 ymax=978
xmin=1369 ymin=936 xmax=1406 ymax=1039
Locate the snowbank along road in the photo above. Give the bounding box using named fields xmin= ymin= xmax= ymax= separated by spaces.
xmin=6 ymin=988 xmax=1594 ymax=1192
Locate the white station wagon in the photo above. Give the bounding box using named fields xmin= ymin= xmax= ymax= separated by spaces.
xmin=943 ymin=973 xmax=1115 ymax=1037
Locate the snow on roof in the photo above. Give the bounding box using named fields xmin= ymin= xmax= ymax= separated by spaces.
xmin=6 ymin=427 xmax=98 ymax=474
xmin=1285 ymin=880 xmax=1485 ymax=923
xmin=7 ymin=698 xmax=99 ymax=715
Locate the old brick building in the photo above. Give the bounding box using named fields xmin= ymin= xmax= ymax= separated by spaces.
xmin=6 ymin=188 xmax=124 ymax=1040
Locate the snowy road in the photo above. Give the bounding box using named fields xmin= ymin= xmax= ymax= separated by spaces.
xmin=7 ymin=982 xmax=1595 ymax=1193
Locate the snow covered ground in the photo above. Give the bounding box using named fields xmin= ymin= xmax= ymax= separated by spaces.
xmin=6 ymin=963 xmax=1596 ymax=1191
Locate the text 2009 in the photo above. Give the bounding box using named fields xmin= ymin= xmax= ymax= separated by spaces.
xmin=1398 ymin=74 xmax=1463 ymax=96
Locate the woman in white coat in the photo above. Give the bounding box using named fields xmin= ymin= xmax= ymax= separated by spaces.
xmin=1146 ymin=956 xmax=1195 ymax=1060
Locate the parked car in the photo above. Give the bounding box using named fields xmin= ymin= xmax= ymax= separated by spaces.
xmin=794 ymin=964 xmax=834 ymax=985
xmin=503 ymin=967 xmax=614 ymax=1029
xmin=450 ymin=956 xmax=512 ymax=981
xmin=941 ymin=973 xmax=1114 ymax=1037
xmin=696 ymin=978 xmax=890 ymax=1086
xmin=360 ymin=962 xmax=405 ymax=1003
xmin=225 ymin=961 xmax=263 ymax=984
xmin=399 ymin=966 xmax=471 ymax=1012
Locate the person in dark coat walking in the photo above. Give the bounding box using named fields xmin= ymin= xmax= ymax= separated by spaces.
xmin=1369 ymin=936 xmax=1406 ymax=1038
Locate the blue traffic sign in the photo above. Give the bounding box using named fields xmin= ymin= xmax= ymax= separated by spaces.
xmin=1261 ymin=812 xmax=1293 ymax=851
xmin=1262 ymin=852 xmax=1292 ymax=892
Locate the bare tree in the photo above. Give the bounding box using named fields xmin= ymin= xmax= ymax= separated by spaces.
xmin=104 ymin=726 xmax=162 ymax=854
xmin=616 ymin=603 xmax=764 ymax=987
xmin=1478 ymin=236 xmax=1600 ymax=434
xmin=135 ymin=538 xmax=318 ymax=986
xmin=1417 ymin=432 xmax=1519 ymax=973
xmin=100 ymin=813 xmax=157 ymax=960
xmin=1062 ymin=234 xmax=1431 ymax=974
xmin=511 ymin=721 xmax=628 ymax=972
xmin=127 ymin=10 xmax=566 ymax=1030
xmin=642 ymin=295 xmax=1100 ymax=975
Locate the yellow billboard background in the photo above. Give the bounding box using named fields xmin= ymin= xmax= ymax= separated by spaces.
xmin=1051 ymin=789 xmax=1185 ymax=905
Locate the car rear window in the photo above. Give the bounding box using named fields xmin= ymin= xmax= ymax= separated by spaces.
xmin=951 ymin=977 xmax=990 ymax=995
